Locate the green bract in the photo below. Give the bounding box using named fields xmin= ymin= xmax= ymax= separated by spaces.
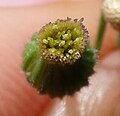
xmin=22 ymin=18 xmax=97 ymax=98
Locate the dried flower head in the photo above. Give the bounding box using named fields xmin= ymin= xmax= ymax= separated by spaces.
xmin=22 ymin=18 xmax=97 ymax=98
xmin=102 ymin=0 xmax=120 ymax=31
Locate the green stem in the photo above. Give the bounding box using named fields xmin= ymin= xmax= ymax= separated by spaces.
xmin=95 ymin=12 xmax=107 ymax=50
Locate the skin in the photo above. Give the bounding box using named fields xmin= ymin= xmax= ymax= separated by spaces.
xmin=0 ymin=0 xmax=120 ymax=115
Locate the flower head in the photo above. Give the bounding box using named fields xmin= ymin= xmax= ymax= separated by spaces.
xmin=102 ymin=0 xmax=120 ymax=31
xmin=38 ymin=17 xmax=89 ymax=65
xmin=22 ymin=18 xmax=97 ymax=98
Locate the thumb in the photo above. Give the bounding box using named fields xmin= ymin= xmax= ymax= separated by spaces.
xmin=42 ymin=50 xmax=120 ymax=116
xmin=0 ymin=8 xmax=51 ymax=116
